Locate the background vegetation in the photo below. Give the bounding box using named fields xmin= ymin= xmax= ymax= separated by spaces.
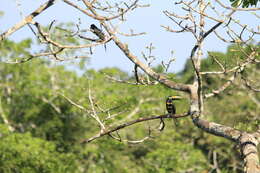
xmin=0 ymin=38 xmax=258 ymax=172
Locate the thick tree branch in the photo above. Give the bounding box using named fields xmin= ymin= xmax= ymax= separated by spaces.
xmin=69 ymin=1 xmax=190 ymax=92
xmin=106 ymin=30 xmax=190 ymax=92
xmin=239 ymin=133 xmax=260 ymax=173
xmin=0 ymin=0 xmax=56 ymax=41
xmin=192 ymin=117 xmax=242 ymax=142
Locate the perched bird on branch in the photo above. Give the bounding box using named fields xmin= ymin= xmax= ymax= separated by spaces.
xmin=159 ymin=96 xmax=182 ymax=131
xmin=90 ymin=24 xmax=106 ymax=41
xmin=166 ymin=96 xmax=182 ymax=115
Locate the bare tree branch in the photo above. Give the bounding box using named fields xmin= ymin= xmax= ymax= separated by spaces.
xmin=81 ymin=113 xmax=189 ymax=143
xmin=0 ymin=0 xmax=56 ymax=41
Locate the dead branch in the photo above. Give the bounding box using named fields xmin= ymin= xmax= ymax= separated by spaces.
xmin=34 ymin=22 xmax=112 ymax=49
xmin=63 ymin=0 xmax=139 ymax=21
xmin=104 ymin=23 xmax=190 ymax=92
xmin=204 ymin=73 xmax=236 ymax=98
xmin=241 ymin=76 xmax=260 ymax=92
xmin=0 ymin=0 xmax=56 ymax=41
xmin=81 ymin=112 xmax=189 ymax=143
xmin=4 ymin=49 xmax=64 ymax=64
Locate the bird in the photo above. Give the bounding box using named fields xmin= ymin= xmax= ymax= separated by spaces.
xmin=166 ymin=96 xmax=182 ymax=115
xmin=90 ymin=24 xmax=105 ymax=41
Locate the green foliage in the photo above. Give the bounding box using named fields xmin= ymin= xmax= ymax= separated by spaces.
xmin=230 ymin=0 xmax=259 ymax=7
xmin=0 ymin=39 xmax=258 ymax=172
xmin=0 ymin=39 xmax=31 ymax=62
xmin=0 ymin=125 xmax=77 ymax=173
xmin=143 ymin=141 xmax=208 ymax=172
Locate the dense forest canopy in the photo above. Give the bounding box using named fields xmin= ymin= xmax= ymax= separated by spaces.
xmin=0 ymin=38 xmax=259 ymax=172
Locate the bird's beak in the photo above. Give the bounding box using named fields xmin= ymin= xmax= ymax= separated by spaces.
xmin=171 ymin=96 xmax=183 ymax=100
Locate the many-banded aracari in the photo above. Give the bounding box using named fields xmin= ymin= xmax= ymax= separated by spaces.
xmin=159 ymin=96 xmax=182 ymax=131
xmin=166 ymin=96 xmax=182 ymax=115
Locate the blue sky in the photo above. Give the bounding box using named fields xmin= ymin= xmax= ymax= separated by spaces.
xmin=1 ymin=0 xmax=259 ymax=73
